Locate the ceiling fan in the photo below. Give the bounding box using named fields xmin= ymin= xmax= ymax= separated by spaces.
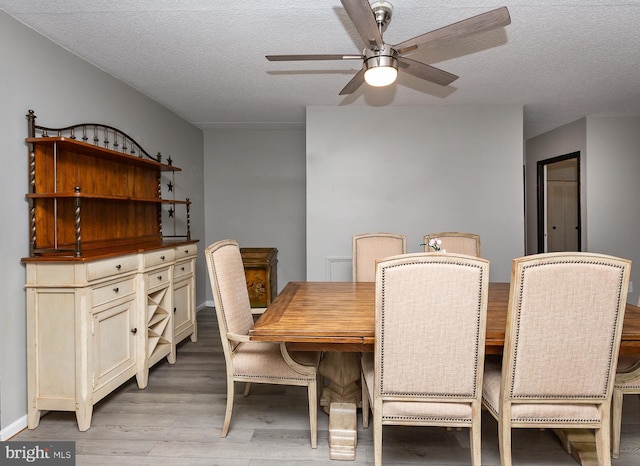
xmin=266 ymin=1 xmax=511 ymax=95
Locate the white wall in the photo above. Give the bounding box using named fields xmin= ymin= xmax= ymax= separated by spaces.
xmin=306 ymin=106 xmax=525 ymax=283
xmin=0 ymin=11 xmax=205 ymax=438
xmin=203 ymin=129 xmax=307 ymax=302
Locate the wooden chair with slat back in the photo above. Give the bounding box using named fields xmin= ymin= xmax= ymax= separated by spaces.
xmin=482 ymin=252 xmax=631 ymax=466
xmin=423 ymin=232 xmax=481 ymax=256
xmin=204 ymin=240 xmax=321 ymax=448
xmin=610 ymin=294 xmax=640 ymax=458
xmin=361 ymin=252 xmax=490 ymax=466
xmin=352 ymin=233 xmax=407 ymax=282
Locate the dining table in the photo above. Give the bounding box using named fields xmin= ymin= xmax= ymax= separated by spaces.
xmin=250 ymin=281 xmax=640 ymax=463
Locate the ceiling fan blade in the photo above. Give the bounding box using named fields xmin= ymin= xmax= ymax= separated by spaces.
xmin=397 ymin=57 xmax=458 ymax=87
xmin=339 ymin=68 xmax=366 ymax=95
xmin=394 ymin=6 xmax=511 ymax=55
xmin=266 ymin=54 xmax=362 ymax=61
xmin=341 ymin=0 xmax=384 ymax=50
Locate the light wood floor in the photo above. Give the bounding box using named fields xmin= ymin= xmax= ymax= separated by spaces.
xmin=11 ymin=310 xmax=640 ymax=465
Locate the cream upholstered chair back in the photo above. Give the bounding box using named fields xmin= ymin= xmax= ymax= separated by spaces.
xmin=352 ymin=233 xmax=407 ymax=282
xmin=502 ymin=253 xmax=629 ymax=401
xmin=423 ymin=232 xmax=481 ymax=257
xmin=205 ymin=240 xmax=254 ymax=356
xmin=482 ymin=252 xmax=631 ymax=466
xmin=375 ymin=253 xmax=489 ymax=398
xmin=361 ymin=252 xmax=490 ymax=466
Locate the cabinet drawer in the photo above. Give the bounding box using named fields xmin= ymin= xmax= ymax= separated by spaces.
xmin=173 ymin=260 xmax=193 ymax=280
xmin=145 ymin=267 xmax=171 ymax=289
xmin=92 ymin=277 xmax=136 ymax=309
xmin=86 ymin=255 xmax=138 ymax=281
xmin=142 ymin=249 xmax=175 ymax=269
xmin=174 ymin=244 xmax=197 ymax=260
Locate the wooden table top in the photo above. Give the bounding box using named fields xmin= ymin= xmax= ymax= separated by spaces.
xmin=250 ymin=281 xmax=640 ymax=354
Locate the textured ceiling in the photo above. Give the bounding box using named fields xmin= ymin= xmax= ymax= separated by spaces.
xmin=2 ymin=0 xmax=639 ymax=138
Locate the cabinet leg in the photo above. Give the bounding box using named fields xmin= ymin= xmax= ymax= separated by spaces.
xmin=136 ymin=370 xmax=149 ymax=389
xmin=190 ymin=323 xmax=198 ymax=342
xmin=76 ymin=404 xmax=93 ymax=432
xmin=27 ymin=408 xmax=41 ymax=430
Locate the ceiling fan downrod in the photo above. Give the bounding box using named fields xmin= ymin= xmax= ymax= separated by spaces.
xmin=370 ymin=0 xmax=393 ymax=38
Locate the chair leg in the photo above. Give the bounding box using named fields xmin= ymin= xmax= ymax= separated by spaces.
xmin=243 ymin=382 xmax=251 ymax=397
xmin=498 ymin=418 xmax=512 ymax=466
xmin=221 ymin=377 xmax=235 ymax=437
xmin=361 ymin=372 xmax=370 ymax=429
xmin=470 ymin=405 xmax=482 ymax=466
xmin=373 ymin=410 xmax=383 ymax=466
xmin=470 ymin=421 xmax=482 ymax=466
xmin=611 ymin=388 xmax=623 ymax=458
xmin=595 ymin=423 xmax=612 ymax=466
xmin=308 ymin=379 xmax=318 ymax=449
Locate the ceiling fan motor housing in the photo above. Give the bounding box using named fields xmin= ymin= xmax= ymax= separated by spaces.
xmin=364 ymin=44 xmax=398 ymax=71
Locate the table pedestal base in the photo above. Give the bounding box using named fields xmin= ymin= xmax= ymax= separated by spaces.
xmin=319 ymin=352 xmax=361 ymax=414
xmin=553 ymin=429 xmax=599 ymax=466
xmin=329 ymin=402 xmax=357 ymax=460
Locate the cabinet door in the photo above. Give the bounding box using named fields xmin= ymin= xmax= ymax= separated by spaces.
xmin=92 ymin=299 xmax=138 ymax=402
xmin=174 ymin=273 xmax=196 ymax=344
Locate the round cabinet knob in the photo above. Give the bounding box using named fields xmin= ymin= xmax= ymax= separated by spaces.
xmin=116 ymin=264 xmax=122 ymax=270
xmin=160 ymin=255 xmax=165 ymax=260
xmin=131 ymin=328 xmax=138 ymax=334
xmin=113 ymin=287 xmax=119 ymax=293
xmin=157 ymin=275 xmax=163 ymax=280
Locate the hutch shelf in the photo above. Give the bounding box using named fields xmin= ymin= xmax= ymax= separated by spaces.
xmin=22 ymin=110 xmax=198 ymax=431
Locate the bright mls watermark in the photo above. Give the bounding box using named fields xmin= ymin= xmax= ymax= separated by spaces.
xmin=1 ymin=441 xmax=75 ymax=465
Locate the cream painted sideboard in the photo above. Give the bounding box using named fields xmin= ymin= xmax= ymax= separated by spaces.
xmin=25 ymin=244 xmax=197 ymax=431
xmin=22 ymin=110 xmax=198 ymax=431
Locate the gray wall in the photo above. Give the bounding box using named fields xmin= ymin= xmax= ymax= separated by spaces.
xmin=306 ymin=106 xmax=525 ymax=283
xmin=525 ymin=116 xmax=640 ymax=304
xmin=524 ymin=118 xmax=587 ymax=255
xmin=0 ymin=11 xmax=205 ymax=438
xmin=203 ymin=129 xmax=307 ymax=303
xmin=586 ymin=116 xmax=640 ymax=304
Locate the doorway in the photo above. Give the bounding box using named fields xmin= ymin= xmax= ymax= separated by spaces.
xmin=537 ymin=152 xmax=581 ymax=253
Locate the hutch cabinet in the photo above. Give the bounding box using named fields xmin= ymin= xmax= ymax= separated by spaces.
xmin=22 ymin=110 xmax=198 ymax=431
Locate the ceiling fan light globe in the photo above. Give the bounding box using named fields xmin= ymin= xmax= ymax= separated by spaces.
xmin=364 ymin=66 xmax=398 ymax=87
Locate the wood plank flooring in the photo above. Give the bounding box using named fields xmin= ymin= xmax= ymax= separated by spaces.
xmin=11 ymin=309 xmax=640 ymax=465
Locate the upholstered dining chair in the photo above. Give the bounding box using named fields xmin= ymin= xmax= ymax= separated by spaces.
xmin=204 ymin=240 xmax=321 ymax=448
xmin=482 ymin=252 xmax=631 ymax=466
xmin=611 ymin=294 xmax=640 ymax=458
xmin=352 ymin=232 xmax=407 ymax=282
xmin=423 ymin=232 xmax=481 ymax=256
xmin=361 ymin=252 xmax=490 ymax=466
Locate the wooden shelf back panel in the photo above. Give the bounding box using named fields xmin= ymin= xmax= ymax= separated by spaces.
xmin=34 ymin=145 xmax=160 ymax=199
xmin=33 ymin=196 xmax=161 ymax=250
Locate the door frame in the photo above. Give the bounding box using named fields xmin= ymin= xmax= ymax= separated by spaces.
xmin=536 ymin=151 xmax=581 ymax=253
